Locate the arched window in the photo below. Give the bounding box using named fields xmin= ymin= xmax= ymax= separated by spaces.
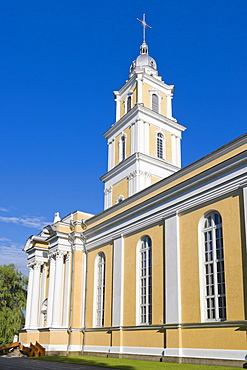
xmin=152 ymin=94 xmax=159 ymax=113
xmin=127 ymin=96 xmax=131 ymax=112
xmin=202 ymin=212 xmax=226 ymax=321
xmin=157 ymin=132 xmax=164 ymax=159
xmin=121 ymin=135 xmax=126 ymax=160
xmin=95 ymin=252 xmax=105 ymax=327
xmin=140 ymin=236 xmax=152 ymax=324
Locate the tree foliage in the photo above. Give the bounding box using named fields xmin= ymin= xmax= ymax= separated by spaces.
xmin=0 ymin=264 xmax=28 ymax=345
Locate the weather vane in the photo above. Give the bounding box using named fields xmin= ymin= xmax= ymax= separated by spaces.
xmin=136 ymin=14 xmax=152 ymax=43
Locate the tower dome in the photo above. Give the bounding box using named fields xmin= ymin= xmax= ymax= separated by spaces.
xmin=129 ymin=41 xmax=157 ymax=75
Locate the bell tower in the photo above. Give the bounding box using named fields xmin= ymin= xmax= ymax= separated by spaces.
xmin=101 ymin=15 xmax=186 ymax=209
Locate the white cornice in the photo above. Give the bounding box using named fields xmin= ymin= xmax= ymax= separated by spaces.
xmin=103 ymin=104 xmax=186 ymax=139
xmin=100 ymin=152 xmax=179 ymax=183
xmin=116 ymin=71 xmax=174 ymax=98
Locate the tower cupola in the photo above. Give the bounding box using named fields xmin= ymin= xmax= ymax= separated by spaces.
xmin=101 ymin=15 xmax=186 ymax=209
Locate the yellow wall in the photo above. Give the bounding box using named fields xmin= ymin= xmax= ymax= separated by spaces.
xmin=179 ymin=195 xmax=245 ymax=324
xmin=151 ymin=175 xmax=162 ymax=185
xmin=142 ymin=83 xmax=167 ymax=115
xmin=160 ymin=91 xmax=167 ymax=116
xmin=112 ymin=178 xmax=128 ymax=205
xmin=181 ymin=327 xmax=247 ymax=350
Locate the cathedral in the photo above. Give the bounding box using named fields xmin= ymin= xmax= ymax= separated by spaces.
xmin=19 ymin=15 xmax=247 ymax=366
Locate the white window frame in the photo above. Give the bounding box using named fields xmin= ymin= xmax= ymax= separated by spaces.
xmin=136 ymin=236 xmax=152 ymax=325
xmin=155 ymin=131 xmax=166 ymax=159
xmin=125 ymin=92 xmax=133 ymax=114
xmin=149 ymin=89 xmax=162 ymax=113
xmin=93 ymin=252 xmax=105 ymax=327
xmin=199 ymin=211 xmax=226 ymax=322
xmin=118 ymin=133 xmax=127 ymax=162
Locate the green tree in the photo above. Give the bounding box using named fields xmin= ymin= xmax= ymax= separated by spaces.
xmin=0 ymin=264 xmax=28 ymax=345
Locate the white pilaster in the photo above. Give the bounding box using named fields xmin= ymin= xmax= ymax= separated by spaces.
xmin=166 ymin=93 xmax=173 ymax=119
xmin=112 ymin=236 xmax=124 ymax=326
xmin=63 ymin=253 xmax=71 ymax=327
xmin=143 ymin=122 xmax=150 ymax=155
xmin=52 ymin=251 xmax=65 ymax=327
xmin=39 ymin=264 xmax=47 ymax=327
xmin=115 ymin=96 xmax=121 ymax=122
xmin=130 ymin=122 xmax=135 ymax=154
xmin=24 ymin=265 xmax=34 ymax=329
xmin=29 ymin=262 xmax=41 ymax=329
xmin=165 ymin=214 xmax=181 ymax=324
xmin=137 ymin=74 xmax=143 ymax=103
xmin=139 ymin=120 xmax=144 ymax=154
xmin=108 ymin=140 xmax=115 ymax=171
xmin=243 ymin=185 xmax=247 ymax=249
xmin=46 ymin=255 xmax=55 ymax=327
xmin=176 ymin=136 xmax=181 ymax=168
xmin=171 ymin=134 xmax=176 ymax=166
xmin=104 ymin=186 xmax=112 ymax=210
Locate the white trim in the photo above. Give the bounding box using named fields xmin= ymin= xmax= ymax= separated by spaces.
xmin=103 ymin=104 xmax=184 ymax=140
xmin=149 ymin=89 xmax=162 ymax=114
xmin=243 ymin=185 xmax=247 ymax=250
xmin=124 ymin=92 xmax=133 ymax=114
xmin=46 ymin=256 xmax=55 ymax=327
xmin=40 ymin=344 xmax=81 ymax=352
xmin=181 ymin=348 xmax=247 ymax=361
xmin=24 ymin=266 xmax=34 ymax=329
xmin=82 ymin=345 xmax=247 ymax=361
xmin=165 ymin=216 xmax=180 ymax=324
xmin=81 ymin=252 xmax=86 ymax=328
xmin=112 ymin=236 xmax=124 ymax=326
xmin=63 ymin=253 xmax=70 ymax=327
xmin=93 ymin=252 xmax=105 ymax=327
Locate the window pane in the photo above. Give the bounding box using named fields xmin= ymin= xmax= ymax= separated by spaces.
xmin=140 ymin=237 xmax=152 ymax=324
xmin=203 ymin=212 xmax=226 ymax=321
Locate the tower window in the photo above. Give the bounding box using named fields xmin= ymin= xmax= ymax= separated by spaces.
xmin=202 ymin=212 xmax=226 ymax=321
xmin=139 ymin=236 xmax=152 ymax=325
xmin=122 ymin=135 xmax=126 ymax=160
xmin=127 ymin=96 xmax=131 ymax=112
xmin=156 ymin=132 xmax=164 ymax=159
xmin=152 ymin=94 xmax=159 ymax=113
xmin=95 ymin=252 xmax=105 ymax=327
xmin=118 ymin=134 xmax=127 ymax=162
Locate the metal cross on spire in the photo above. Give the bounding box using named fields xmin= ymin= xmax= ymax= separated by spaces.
xmin=136 ymin=14 xmax=152 ymax=43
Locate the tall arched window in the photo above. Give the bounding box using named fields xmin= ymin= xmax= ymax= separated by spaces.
xmin=140 ymin=236 xmax=152 ymax=324
xmin=157 ymin=132 xmax=164 ymax=159
xmin=127 ymin=96 xmax=131 ymax=112
xmin=95 ymin=252 xmax=105 ymax=327
xmin=118 ymin=134 xmax=126 ymax=162
xmin=121 ymin=135 xmax=126 ymax=160
xmin=152 ymin=94 xmax=159 ymax=113
xmin=202 ymin=212 xmax=226 ymax=321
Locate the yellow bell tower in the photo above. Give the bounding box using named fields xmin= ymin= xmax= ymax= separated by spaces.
xmin=101 ymin=15 xmax=186 ymax=209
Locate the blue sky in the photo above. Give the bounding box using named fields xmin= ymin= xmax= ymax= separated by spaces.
xmin=0 ymin=0 xmax=246 ymax=275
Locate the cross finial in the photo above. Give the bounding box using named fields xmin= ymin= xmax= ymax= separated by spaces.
xmin=136 ymin=14 xmax=152 ymax=43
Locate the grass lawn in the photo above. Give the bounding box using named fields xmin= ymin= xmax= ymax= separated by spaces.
xmin=30 ymin=355 xmax=242 ymax=370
